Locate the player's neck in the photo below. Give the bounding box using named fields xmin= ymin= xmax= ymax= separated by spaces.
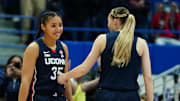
xmin=112 ymin=27 xmax=121 ymax=32
xmin=42 ymin=37 xmax=56 ymax=50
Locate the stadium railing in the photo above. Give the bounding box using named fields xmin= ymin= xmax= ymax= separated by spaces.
xmin=139 ymin=64 xmax=180 ymax=101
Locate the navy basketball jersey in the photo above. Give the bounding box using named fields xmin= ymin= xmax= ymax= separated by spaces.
xmin=99 ymin=31 xmax=141 ymax=91
xmin=28 ymin=38 xmax=66 ymax=101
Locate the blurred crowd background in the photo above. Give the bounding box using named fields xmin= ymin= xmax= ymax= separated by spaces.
xmin=1 ymin=0 xmax=180 ymax=45
xmin=0 ymin=0 xmax=180 ymax=101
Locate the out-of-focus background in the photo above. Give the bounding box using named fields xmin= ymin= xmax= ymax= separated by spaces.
xmin=0 ymin=0 xmax=180 ymax=100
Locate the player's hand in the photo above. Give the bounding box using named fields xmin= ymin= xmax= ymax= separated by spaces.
xmin=57 ymin=72 xmax=67 ymax=85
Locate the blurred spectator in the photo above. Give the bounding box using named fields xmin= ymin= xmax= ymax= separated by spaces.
xmin=46 ymin=0 xmax=64 ymax=17
xmin=0 ymin=55 xmax=22 ymax=101
xmin=71 ymin=77 xmax=86 ymax=101
xmin=81 ymin=58 xmax=101 ymax=101
xmin=169 ymin=2 xmax=180 ymax=40
xmin=152 ymin=1 xmax=180 ymax=45
xmin=20 ymin=0 xmax=46 ymax=44
xmin=60 ymin=0 xmax=151 ymax=41
xmin=71 ymin=58 xmax=101 ymax=101
xmin=61 ymin=0 xmax=95 ymax=41
xmin=71 ymin=76 xmax=100 ymax=101
xmin=3 ymin=0 xmax=21 ymax=29
xmin=149 ymin=3 xmax=164 ymax=43
xmin=98 ymin=0 xmax=151 ymax=41
xmin=140 ymin=94 xmax=146 ymax=101
xmin=82 ymin=67 xmax=100 ymax=101
xmin=3 ymin=0 xmax=20 ymax=15
xmin=129 ymin=0 xmax=151 ymax=41
xmin=85 ymin=0 xmax=108 ymax=41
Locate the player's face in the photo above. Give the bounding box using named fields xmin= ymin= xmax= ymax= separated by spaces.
xmin=107 ymin=13 xmax=114 ymax=32
xmin=42 ymin=16 xmax=63 ymax=40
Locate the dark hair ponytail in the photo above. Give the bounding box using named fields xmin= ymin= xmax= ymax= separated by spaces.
xmin=35 ymin=19 xmax=43 ymax=39
xmin=35 ymin=11 xmax=62 ymax=39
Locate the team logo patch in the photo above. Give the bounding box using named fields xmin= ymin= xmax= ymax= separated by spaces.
xmin=59 ymin=50 xmax=64 ymax=58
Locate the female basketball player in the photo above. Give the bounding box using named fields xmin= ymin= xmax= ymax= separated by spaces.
xmin=18 ymin=11 xmax=72 ymax=101
xmin=58 ymin=7 xmax=153 ymax=101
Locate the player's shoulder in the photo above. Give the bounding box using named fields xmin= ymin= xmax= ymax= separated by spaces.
xmin=28 ymin=41 xmax=39 ymax=48
xmin=95 ymin=34 xmax=106 ymax=43
xmin=96 ymin=34 xmax=106 ymax=39
xmin=25 ymin=41 xmax=39 ymax=53
xmin=136 ymin=37 xmax=148 ymax=55
xmin=23 ymin=41 xmax=40 ymax=58
xmin=60 ymin=41 xmax=69 ymax=56
xmin=137 ymin=37 xmax=147 ymax=46
xmin=94 ymin=34 xmax=106 ymax=53
xmin=60 ymin=41 xmax=68 ymax=50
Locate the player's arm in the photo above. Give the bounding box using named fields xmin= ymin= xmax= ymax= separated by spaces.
xmin=139 ymin=38 xmax=154 ymax=101
xmin=67 ymin=34 xmax=105 ymax=78
xmin=61 ymin=42 xmax=73 ymax=101
xmin=18 ymin=42 xmax=39 ymax=101
xmin=58 ymin=34 xmax=106 ymax=84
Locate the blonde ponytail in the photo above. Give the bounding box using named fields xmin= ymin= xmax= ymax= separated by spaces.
xmin=111 ymin=7 xmax=136 ymax=68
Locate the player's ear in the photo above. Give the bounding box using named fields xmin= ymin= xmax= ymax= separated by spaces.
xmin=41 ymin=24 xmax=45 ymax=31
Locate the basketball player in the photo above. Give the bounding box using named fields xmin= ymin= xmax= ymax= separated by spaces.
xmin=58 ymin=7 xmax=154 ymax=101
xmin=18 ymin=11 xmax=73 ymax=101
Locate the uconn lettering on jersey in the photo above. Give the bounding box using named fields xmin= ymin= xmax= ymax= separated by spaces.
xmin=45 ymin=58 xmax=65 ymax=65
xmin=43 ymin=51 xmax=65 ymax=65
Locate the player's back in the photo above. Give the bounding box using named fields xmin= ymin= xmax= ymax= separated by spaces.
xmin=99 ymin=31 xmax=141 ymax=91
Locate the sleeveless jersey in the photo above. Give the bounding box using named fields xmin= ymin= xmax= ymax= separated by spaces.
xmin=99 ymin=31 xmax=141 ymax=91
xmin=28 ymin=38 xmax=66 ymax=100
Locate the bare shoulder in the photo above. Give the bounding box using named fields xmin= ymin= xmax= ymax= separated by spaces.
xmin=94 ymin=34 xmax=106 ymax=53
xmin=136 ymin=37 xmax=148 ymax=56
xmin=60 ymin=41 xmax=68 ymax=52
xmin=95 ymin=34 xmax=106 ymax=41
xmin=26 ymin=42 xmax=39 ymax=52
xmin=94 ymin=34 xmax=106 ymax=46
xmin=24 ymin=42 xmax=39 ymax=57
xmin=60 ymin=41 xmax=69 ymax=58
xmin=137 ymin=37 xmax=147 ymax=46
